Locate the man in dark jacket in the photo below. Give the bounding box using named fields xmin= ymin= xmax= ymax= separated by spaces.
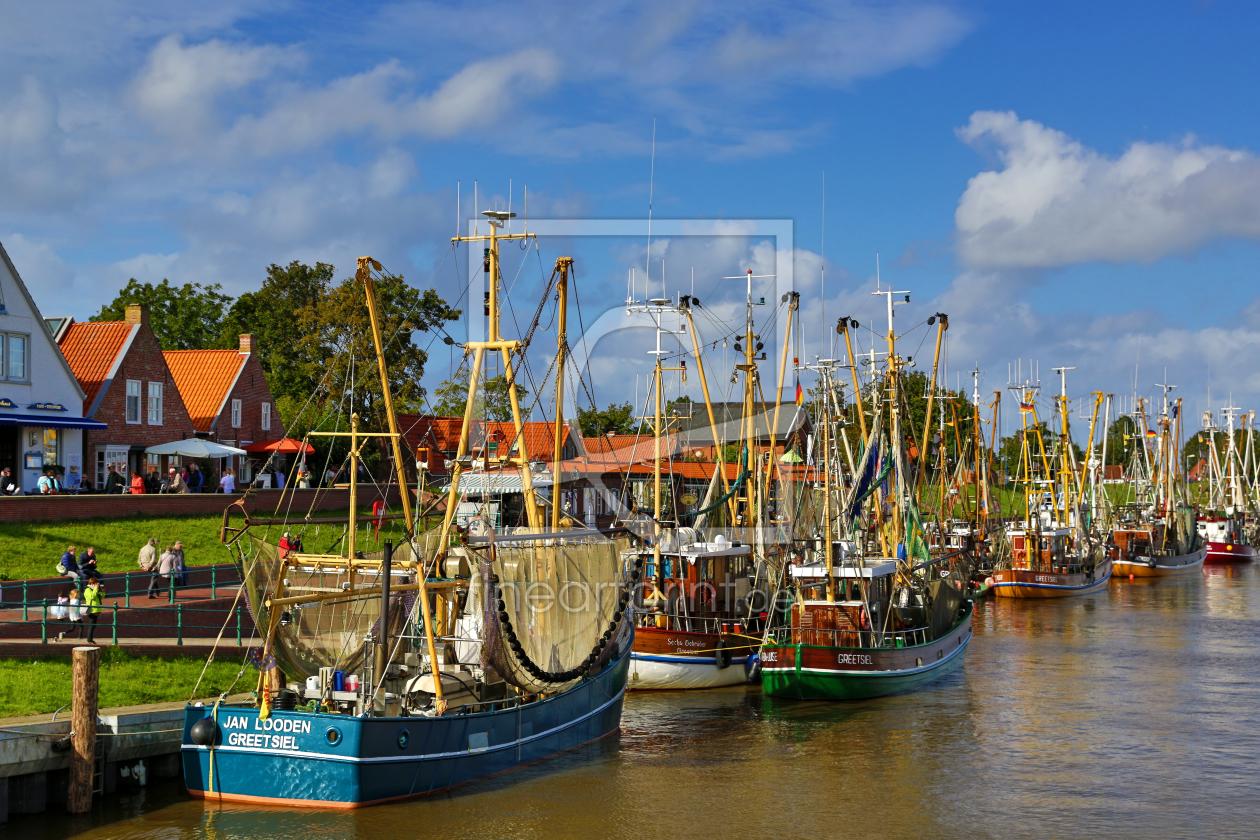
xmin=105 ymin=468 xmax=125 ymax=494
xmin=187 ymin=464 xmax=203 ymax=493
xmin=0 ymin=468 xmax=17 ymax=495
xmin=78 ymin=547 xmax=101 ymax=581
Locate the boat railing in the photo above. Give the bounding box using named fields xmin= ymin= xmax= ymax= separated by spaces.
xmin=638 ymin=614 xmax=743 ymax=634
xmin=765 ymin=625 xmax=932 ymax=649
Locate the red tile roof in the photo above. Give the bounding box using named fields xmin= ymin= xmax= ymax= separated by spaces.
xmin=163 ymin=350 xmax=247 ymax=432
xmin=58 ymin=322 xmax=135 ymax=413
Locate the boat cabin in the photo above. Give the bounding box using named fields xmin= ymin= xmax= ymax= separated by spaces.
xmin=1197 ymin=514 xmax=1246 ymax=545
xmin=787 ymin=558 xmax=896 ymax=648
xmin=1007 ymin=526 xmax=1079 ymax=572
xmin=639 ymin=530 xmax=756 ymax=631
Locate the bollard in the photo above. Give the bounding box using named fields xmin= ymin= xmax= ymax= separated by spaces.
xmin=41 ymin=603 xmax=48 ymax=644
xmin=68 ymin=646 xmax=99 ymax=814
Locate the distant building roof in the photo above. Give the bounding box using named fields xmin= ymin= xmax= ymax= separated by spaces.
xmin=58 ymin=321 xmax=137 ymax=415
xmin=163 ymin=350 xmax=248 ymax=433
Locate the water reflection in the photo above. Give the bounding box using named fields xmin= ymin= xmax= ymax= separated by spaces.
xmin=35 ymin=564 xmax=1259 ymax=840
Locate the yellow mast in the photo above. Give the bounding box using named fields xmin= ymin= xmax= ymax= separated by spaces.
xmin=550 ymin=258 xmax=572 ymax=531
xmin=682 ymin=306 xmax=735 ymax=523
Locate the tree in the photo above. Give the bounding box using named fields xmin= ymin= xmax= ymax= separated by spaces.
xmin=91 ymin=279 xmax=231 ymax=350
xmin=430 ymin=365 xmax=528 ymax=422
xmin=219 ymin=262 xmax=334 ymax=406
xmin=296 ymin=271 xmax=460 ymax=433
xmin=577 ymin=402 xmax=642 ymax=437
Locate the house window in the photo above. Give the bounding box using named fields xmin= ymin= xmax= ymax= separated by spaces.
xmin=126 ymin=380 xmax=142 ymax=424
xmin=147 ymin=382 xmax=163 ymax=425
xmin=6 ymin=335 xmax=26 ymax=381
xmin=43 ymin=429 xmax=58 ymax=467
xmin=261 ymin=403 xmax=271 ymax=431
xmin=231 ymin=399 xmax=242 ymax=428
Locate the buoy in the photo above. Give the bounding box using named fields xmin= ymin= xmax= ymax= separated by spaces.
xmin=1129 ymin=574 xmax=1135 ymax=580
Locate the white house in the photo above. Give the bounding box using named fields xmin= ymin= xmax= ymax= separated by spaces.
xmin=0 ymin=241 xmax=106 ymax=492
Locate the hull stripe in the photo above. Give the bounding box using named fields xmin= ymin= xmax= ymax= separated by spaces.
xmin=762 ymin=628 xmax=971 ymax=678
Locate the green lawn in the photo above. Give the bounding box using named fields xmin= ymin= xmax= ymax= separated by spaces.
xmin=0 ymin=647 xmax=251 ymax=717
xmin=0 ymin=505 xmax=419 ymax=582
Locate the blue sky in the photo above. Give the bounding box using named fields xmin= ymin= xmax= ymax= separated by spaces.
xmin=4 ymin=1 xmax=1260 ymax=434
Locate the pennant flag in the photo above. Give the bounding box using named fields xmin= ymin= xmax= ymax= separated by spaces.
xmin=795 ymin=380 xmax=804 ymax=406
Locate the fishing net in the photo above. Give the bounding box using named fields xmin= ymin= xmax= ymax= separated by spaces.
xmin=241 ymin=535 xmax=423 ymax=681
xmin=479 ymin=532 xmax=633 ymax=694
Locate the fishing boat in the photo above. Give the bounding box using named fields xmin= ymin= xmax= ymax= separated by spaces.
xmin=182 ymin=219 xmax=635 ymax=808
xmin=990 ymin=370 xmax=1111 ymax=598
xmin=625 ymin=274 xmax=798 ymax=690
xmin=1109 ymin=387 xmax=1206 ymax=578
xmin=761 ymin=287 xmax=973 ymax=700
xmin=1195 ymin=405 xmax=1258 ymax=564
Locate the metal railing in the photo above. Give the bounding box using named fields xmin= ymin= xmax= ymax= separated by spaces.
xmin=765 ymin=624 xmax=931 ymax=649
xmin=2 ymin=564 xmax=242 ymax=616
xmin=0 ymin=599 xmax=251 ymax=647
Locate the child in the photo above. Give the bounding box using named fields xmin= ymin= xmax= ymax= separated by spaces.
xmin=58 ymin=589 xmax=84 ymax=641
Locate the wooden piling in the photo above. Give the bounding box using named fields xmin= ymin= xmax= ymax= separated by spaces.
xmin=68 ymin=645 xmax=99 ymax=814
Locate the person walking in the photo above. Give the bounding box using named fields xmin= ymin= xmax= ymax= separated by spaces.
xmin=78 ymin=547 xmax=101 ymax=581
xmin=171 ymin=541 xmax=187 ymax=587
xmin=156 ymin=545 xmax=178 ymax=600
xmin=187 ymin=464 xmax=203 ymax=493
xmin=104 ymin=466 xmax=125 ymax=494
xmin=165 ymin=467 xmax=188 ymax=494
xmin=37 ymin=469 xmax=58 ymax=494
xmin=57 ymin=589 xmax=84 ymax=641
xmin=219 ymin=468 xmax=235 ymax=494
xmin=82 ymin=579 xmax=104 ymax=644
xmin=140 ymin=538 xmax=161 ymax=597
xmin=58 ymin=546 xmax=80 ymax=581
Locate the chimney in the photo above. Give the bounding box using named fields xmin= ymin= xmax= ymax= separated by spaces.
xmin=239 ymin=334 xmax=257 ymax=354
xmin=125 ymin=304 xmax=150 ymax=326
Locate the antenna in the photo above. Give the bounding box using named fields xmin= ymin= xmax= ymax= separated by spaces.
xmin=645 ymin=120 xmax=656 ymax=294
xmin=821 ymin=170 xmax=826 ymax=358
xmin=508 ymin=179 xmax=512 ymax=235
xmin=456 ymin=180 xmax=460 ymax=238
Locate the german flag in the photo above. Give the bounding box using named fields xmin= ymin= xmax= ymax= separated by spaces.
xmin=795 ymin=380 xmax=804 ymax=406
xmin=1019 ymin=402 xmax=1034 ymax=412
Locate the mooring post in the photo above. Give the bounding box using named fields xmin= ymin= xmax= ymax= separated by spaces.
xmin=68 ymin=645 xmax=99 ymax=814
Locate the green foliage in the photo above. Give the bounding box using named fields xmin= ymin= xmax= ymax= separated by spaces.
xmin=430 ymin=365 xmax=527 ymax=422
xmin=91 ymin=278 xmax=232 ymax=350
xmin=219 ymin=261 xmax=334 ymax=405
xmin=1104 ymin=415 xmax=1140 ymax=466
xmin=0 ymin=648 xmax=246 ymax=717
xmin=296 ymin=272 xmax=460 ymax=433
xmin=577 ymin=402 xmax=642 ymax=437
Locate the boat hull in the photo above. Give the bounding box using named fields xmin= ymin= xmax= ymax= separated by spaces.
xmin=629 ymin=627 xmax=753 ymax=690
xmin=1203 ymin=541 xmax=1257 ymax=564
xmin=760 ymin=602 xmax=972 ymax=701
xmin=181 ymin=641 xmax=631 ymax=809
xmin=1113 ymin=547 xmax=1206 ymax=578
xmin=991 ymin=558 xmax=1112 ymax=598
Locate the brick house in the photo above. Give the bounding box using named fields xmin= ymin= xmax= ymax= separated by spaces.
xmin=164 ymin=334 xmax=282 ymax=484
xmin=57 ymin=304 xmax=197 ymax=487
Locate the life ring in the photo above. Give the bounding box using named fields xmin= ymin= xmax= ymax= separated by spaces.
xmin=714 ymin=638 xmax=732 ymax=670
xmin=858 ymin=607 xmax=870 ymax=630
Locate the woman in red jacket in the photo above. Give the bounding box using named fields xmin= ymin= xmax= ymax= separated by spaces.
xmin=129 ymin=471 xmax=146 ymax=494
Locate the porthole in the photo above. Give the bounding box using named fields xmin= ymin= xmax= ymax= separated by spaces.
xmin=325 ymin=727 xmax=342 ymax=746
xmin=397 ymin=729 xmax=410 ymax=749
xmin=915 ymin=657 xmax=923 ymax=667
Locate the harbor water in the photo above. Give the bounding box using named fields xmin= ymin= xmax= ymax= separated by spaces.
xmin=31 ymin=564 xmax=1260 ymax=840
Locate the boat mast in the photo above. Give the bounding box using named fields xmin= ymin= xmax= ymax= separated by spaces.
xmin=550 ymin=258 xmax=572 ymax=531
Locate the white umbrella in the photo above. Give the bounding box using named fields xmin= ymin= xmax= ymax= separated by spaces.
xmin=145 ymin=438 xmax=247 ymax=458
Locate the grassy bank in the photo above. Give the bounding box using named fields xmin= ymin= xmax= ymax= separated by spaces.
xmin=0 ymin=647 xmax=249 ymax=717
xmin=0 ymin=505 xmax=413 ymax=582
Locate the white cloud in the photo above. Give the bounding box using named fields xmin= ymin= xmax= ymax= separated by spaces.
xmin=955 ymin=111 xmax=1260 ymax=270
xmin=2 ymin=233 xmax=75 ymax=292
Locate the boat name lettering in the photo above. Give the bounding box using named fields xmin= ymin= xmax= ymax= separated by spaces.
xmin=667 ymin=638 xmax=706 ymax=648
xmin=1034 ymin=575 xmax=1059 ymax=583
xmin=837 ymin=653 xmax=873 ymax=665
xmin=219 ymin=716 xmax=312 ymax=734
xmin=762 ymin=651 xmax=778 ymax=662
xmin=225 ymin=732 xmax=302 ymax=750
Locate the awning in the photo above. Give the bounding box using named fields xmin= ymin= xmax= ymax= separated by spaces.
xmin=441 ymin=473 xmax=552 ymax=496
xmin=241 ymin=438 xmax=314 ymax=454
xmin=0 ymin=413 xmax=107 ymax=430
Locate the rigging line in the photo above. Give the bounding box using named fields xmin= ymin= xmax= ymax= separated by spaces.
xmin=567 ymin=260 xmax=599 ymax=415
